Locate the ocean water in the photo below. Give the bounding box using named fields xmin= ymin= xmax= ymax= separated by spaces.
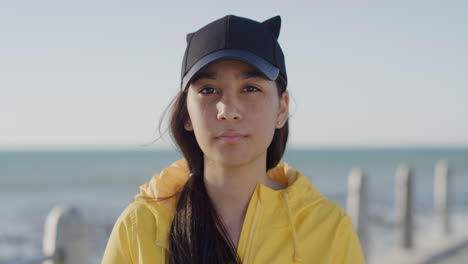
xmin=0 ymin=148 xmax=467 ymax=262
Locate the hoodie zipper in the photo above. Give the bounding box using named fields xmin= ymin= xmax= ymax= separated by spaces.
xmin=242 ymin=199 xmax=261 ymax=264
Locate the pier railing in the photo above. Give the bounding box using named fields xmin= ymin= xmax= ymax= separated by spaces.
xmin=2 ymin=205 xmax=88 ymax=264
xmin=347 ymin=160 xmax=461 ymax=263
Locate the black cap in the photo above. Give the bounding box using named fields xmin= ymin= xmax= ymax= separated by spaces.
xmin=180 ymin=14 xmax=287 ymax=91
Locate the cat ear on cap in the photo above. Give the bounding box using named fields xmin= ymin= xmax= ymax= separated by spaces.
xmin=186 ymin=32 xmax=194 ymax=43
xmin=262 ymin=15 xmax=281 ymax=39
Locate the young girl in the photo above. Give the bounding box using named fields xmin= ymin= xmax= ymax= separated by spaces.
xmin=102 ymin=14 xmax=365 ymax=264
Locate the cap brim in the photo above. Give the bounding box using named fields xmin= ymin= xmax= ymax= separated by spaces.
xmin=182 ymin=49 xmax=280 ymax=90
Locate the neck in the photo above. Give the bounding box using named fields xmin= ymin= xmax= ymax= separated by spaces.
xmin=203 ymin=154 xmax=285 ymax=224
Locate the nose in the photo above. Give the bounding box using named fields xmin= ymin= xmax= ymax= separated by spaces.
xmin=216 ymin=95 xmax=242 ymax=121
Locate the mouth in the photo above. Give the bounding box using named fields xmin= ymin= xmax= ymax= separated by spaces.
xmin=215 ymin=132 xmax=248 ymax=144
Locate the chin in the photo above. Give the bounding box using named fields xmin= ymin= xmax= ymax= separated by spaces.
xmin=207 ymin=148 xmax=266 ymax=169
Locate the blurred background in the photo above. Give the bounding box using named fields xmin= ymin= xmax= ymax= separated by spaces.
xmin=1 ymin=0 xmax=467 ymax=263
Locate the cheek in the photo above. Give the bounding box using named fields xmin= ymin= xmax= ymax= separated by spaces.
xmin=247 ymin=98 xmax=278 ymax=126
xmin=244 ymin=103 xmax=278 ymax=150
xmin=187 ymin=101 xmax=213 ymax=133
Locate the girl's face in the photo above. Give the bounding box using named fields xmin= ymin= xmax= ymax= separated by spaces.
xmin=185 ymin=59 xmax=289 ymax=168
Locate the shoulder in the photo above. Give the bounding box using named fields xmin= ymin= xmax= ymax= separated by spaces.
xmin=313 ymin=198 xmax=347 ymax=220
xmin=103 ymin=201 xmax=172 ymax=263
xmin=117 ymin=201 xmax=155 ymax=222
xmin=294 ymin=197 xmax=365 ymax=261
xmin=109 ymin=198 xmax=176 ymax=246
xmin=115 ymin=200 xmax=173 ymax=233
xmin=288 ymin=173 xmax=346 ymax=220
xmin=290 ymin=187 xmax=354 ymax=242
xmin=104 ymin=200 xmax=173 ymax=260
xmin=311 ymin=198 xmax=356 ymax=237
xmin=302 ymin=197 xmax=363 ymax=246
xmin=111 ymin=201 xmax=158 ymax=241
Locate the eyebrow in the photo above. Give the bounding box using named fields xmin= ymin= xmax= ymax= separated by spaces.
xmin=191 ymin=70 xmax=267 ymax=83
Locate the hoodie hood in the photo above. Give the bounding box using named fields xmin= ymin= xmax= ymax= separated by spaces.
xmin=133 ymin=158 xmax=327 ymax=263
xmin=134 ymin=159 xmax=190 ymax=213
xmin=134 ymin=158 xmax=323 ymax=213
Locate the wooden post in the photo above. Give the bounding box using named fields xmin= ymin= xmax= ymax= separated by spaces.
xmin=347 ymin=168 xmax=368 ymax=259
xmin=42 ymin=204 xmax=88 ymax=264
xmin=395 ymin=164 xmax=413 ymax=250
xmin=435 ymin=160 xmax=451 ymax=236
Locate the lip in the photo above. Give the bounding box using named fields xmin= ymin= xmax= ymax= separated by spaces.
xmin=216 ymin=132 xmax=247 ymax=144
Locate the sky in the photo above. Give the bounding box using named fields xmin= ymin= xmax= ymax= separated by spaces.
xmin=1 ymin=0 xmax=467 ymax=150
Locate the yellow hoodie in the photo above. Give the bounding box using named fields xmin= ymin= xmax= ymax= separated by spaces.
xmin=101 ymin=159 xmax=366 ymax=263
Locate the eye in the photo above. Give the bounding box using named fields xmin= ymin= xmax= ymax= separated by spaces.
xmin=243 ymin=86 xmax=261 ymax=93
xmin=199 ymin=87 xmax=217 ymax=94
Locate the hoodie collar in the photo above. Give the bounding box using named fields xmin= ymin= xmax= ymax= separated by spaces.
xmin=135 ymin=158 xmax=321 ymax=263
xmin=134 ymin=158 xmax=313 ymax=210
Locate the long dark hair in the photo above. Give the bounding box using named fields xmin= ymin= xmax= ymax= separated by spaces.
xmin=162 ymin=76 xmax=289 ymax=264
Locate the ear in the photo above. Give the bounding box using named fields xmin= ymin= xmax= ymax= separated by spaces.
xmin=276 ymin=91 xmax=289 ymax=129
xmin=262 ymin=16 xmax=281 ymax=39
xmin=184 ymin=119 xmax=193 ymax=131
